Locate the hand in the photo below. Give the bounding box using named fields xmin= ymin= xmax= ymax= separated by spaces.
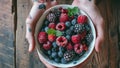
xmin=25 ymin=0 xmax=57 ymax=68
xmin=72 ymin=0 xmax=104 ymax=52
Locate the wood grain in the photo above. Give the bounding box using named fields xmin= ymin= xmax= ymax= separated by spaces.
xmin=16 ymin=0 xmax=45 ymax=68
xmin=0 ymin=0 xmax=14 ymax=68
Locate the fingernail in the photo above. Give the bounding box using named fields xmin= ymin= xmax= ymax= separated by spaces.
xmin=28 ymin=44 xmax=33 ymax=52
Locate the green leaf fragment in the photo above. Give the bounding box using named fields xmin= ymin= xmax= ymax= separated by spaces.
xmin=56 ymin=30 xmax=63 ymax=36
xmin=47 ymin=28 xmax=56 ymax=35
xmin=73 ymin=7 xmax=79 ymax=14
xmin=67 ymin=7 xmax=79 ymax=17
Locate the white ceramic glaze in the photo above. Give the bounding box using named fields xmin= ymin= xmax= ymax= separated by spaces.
xmin=35 ymin=4 xmax=96 ymax=68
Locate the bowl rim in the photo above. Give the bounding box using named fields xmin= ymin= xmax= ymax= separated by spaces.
xmin=35 ymin=4 xmax=96 ymax=68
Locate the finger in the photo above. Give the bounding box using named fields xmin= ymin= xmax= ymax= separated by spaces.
xmin=38 ymin=0 xmax=46 ymax=3
xmin=28 ymin=36 xmax=35 ymax=52
xmin=72 ymin=0 xmax=79 ymax=6
xmin=95 ymin=36 xmax=103 ymax=52
xmin=26 ymin=23 xmax=35 ymax=52
xmin=51 ymin=0 xmax=58 ymax=6
xmin=95 ymin=24 xmax=104 ymax=52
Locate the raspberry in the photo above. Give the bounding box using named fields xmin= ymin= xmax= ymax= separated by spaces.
xmin=77 ymin=15 xmax=87 ymax=24
xmin=59 ymin=13 xmax=69 ymax=23
xmin=56 ymin=23 xmax=66 ymax=31
xmin=38 ymin=32 xmax=47 ymax=43
xmin=43 ymin=41 xmax=52 ymax=50
xmin=71 ymin=35 xmax=81 ymax=44
xmin=48 ymin=34 xmax=56 ymax=42
xmin=56 ymin=36 xmax=68 ymax=47
xmin=80 ymin=31 xmax=87 ymax=40
xmin=66 ymin=43 xmax=73 ymax=50
xmin=61 ymin=9 xmax=68 ymax=13
xmin=47 ymin=12 xmax=56 ymax=22
xmin=48 ymin=23 xmax=56 ymax=29
xmin=74 ymin=43 xmax=83 ymax=54
xmin=82 ymin=44 xmax=88 ymax=51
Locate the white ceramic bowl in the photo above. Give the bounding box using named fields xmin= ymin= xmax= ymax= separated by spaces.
xmin=35 ymin=5 xmax=96 ymax=68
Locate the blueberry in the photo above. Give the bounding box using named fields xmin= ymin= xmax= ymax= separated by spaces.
xmin=52 ymin=42 xmax=58 ymax=48
xmin=71 ymin=19 xmax=77 ymax=25
xmin=70 ymin=26 xmax=74 ymax=31
xmin=58 ymin=51 xmax=63 ymax=57
xmin=45 ymin=27 xmax=49 ymax=32
xmin=61 ymin=58 xmax=67 ymax=64
xmin=62 ymin=31 xmax=66 ymax=36
xmin=47 ymin=50 xmax=51 ymax=55
xmin=66 ymin=29 xmax=72 ymax=35
xmin=54 ymin=58 xmax=60 ymax=63
xmin=51 ymin=52 xmax=58 ymax=58
xmin=66 ymin=35 xmax=71 ymax=40
xmin=52 ymin=48 xmax=57 ymax=52
xmin=44 ymin=19 xmax=50 ymax=26
xmin=59 ymin=47 xmax=65 ymax=52
xmin=65 ymin=21 xmax=71 ymax=27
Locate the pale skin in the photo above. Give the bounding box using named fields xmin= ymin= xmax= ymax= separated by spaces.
xmin=25 ymin=0 xmax=104 ymax=68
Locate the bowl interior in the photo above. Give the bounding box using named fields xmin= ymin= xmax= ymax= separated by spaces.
xmin=35 ymin=4 xmax=96 ymax=68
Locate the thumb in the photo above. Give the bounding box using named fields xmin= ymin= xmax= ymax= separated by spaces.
xmin=95 ymin=36 xmax=104 ymax=52
xmin=95 ymin=23 xmax=104 ymax=52
xmin=28 ymin=36 xmax=35 ymax=52
xmin=26 ymin=24 xmax=35 ymax=52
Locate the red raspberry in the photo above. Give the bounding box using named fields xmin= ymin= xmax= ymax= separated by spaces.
xmin=77 ymin=15 xmax=87 ymax=24
xmin=38 ymin=32 xmax=47 ymax=43
xmin=59 ymin=7 xmax=63 ymax=11
xmin=74 ymin=44 xmax=83 ymax=54
xmin=60 ymin=13 xmax=69 ymax=23
xmin=56 ymin=36 xmax=68 ymax=47
xmin=71 ymin=35 xmax=81 ymax=44
xmin=66 ymin=43 xmax=73 ymax=50
xmin=48 ymin=23 xmax=56 ymax=29
xmin=82 ymin=44 xmax=88 ymax=51
xmin=61 ymin=9 xmax=68 ymax=13
xmin=43 ymin=41 xmax=52 ymax=50
xmin=79 ymin=31 xmax=87 ymax=40
xmin=48 ymin=34 xmax=56 ymax=42
xmin=56 ymin=23 xmax=66 ymax=31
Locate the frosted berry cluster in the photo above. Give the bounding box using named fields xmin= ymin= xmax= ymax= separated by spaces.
xmin=38 ymin=7 xmax=93 ymax=64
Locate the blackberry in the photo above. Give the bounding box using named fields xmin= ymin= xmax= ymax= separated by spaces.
xmin=74 ymin=24 xmax=85 ymax=33
xmin=85 ymin=32 xmax=93 ymax=45
xmin=52 ymin=8 xmax=61 ymax=17
xmin=64 ymin=51 xmax=75 ymax=62
xmin=47 ymin=12 xmax=56 ymax=22
xmin=84 ymin=24 xmax=91 ymax=33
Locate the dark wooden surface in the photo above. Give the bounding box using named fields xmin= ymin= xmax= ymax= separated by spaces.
xmin=0 ymin=0 xmax=120 ymax=68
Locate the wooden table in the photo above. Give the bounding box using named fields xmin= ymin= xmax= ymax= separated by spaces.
xmin=0 ymin=0 xmax=120 ymax=68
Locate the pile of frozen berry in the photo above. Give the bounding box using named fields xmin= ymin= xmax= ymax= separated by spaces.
xmin=38 ymin=7 xmax=93 ymax=64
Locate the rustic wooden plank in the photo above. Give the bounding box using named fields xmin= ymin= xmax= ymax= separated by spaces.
xmin=0 ymin=0 xmax=14 ymax=68
xmin=108 ymin=1 xmax=120 ymax=68
xmin=16 ymin=0 xmax=46 ymax=68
